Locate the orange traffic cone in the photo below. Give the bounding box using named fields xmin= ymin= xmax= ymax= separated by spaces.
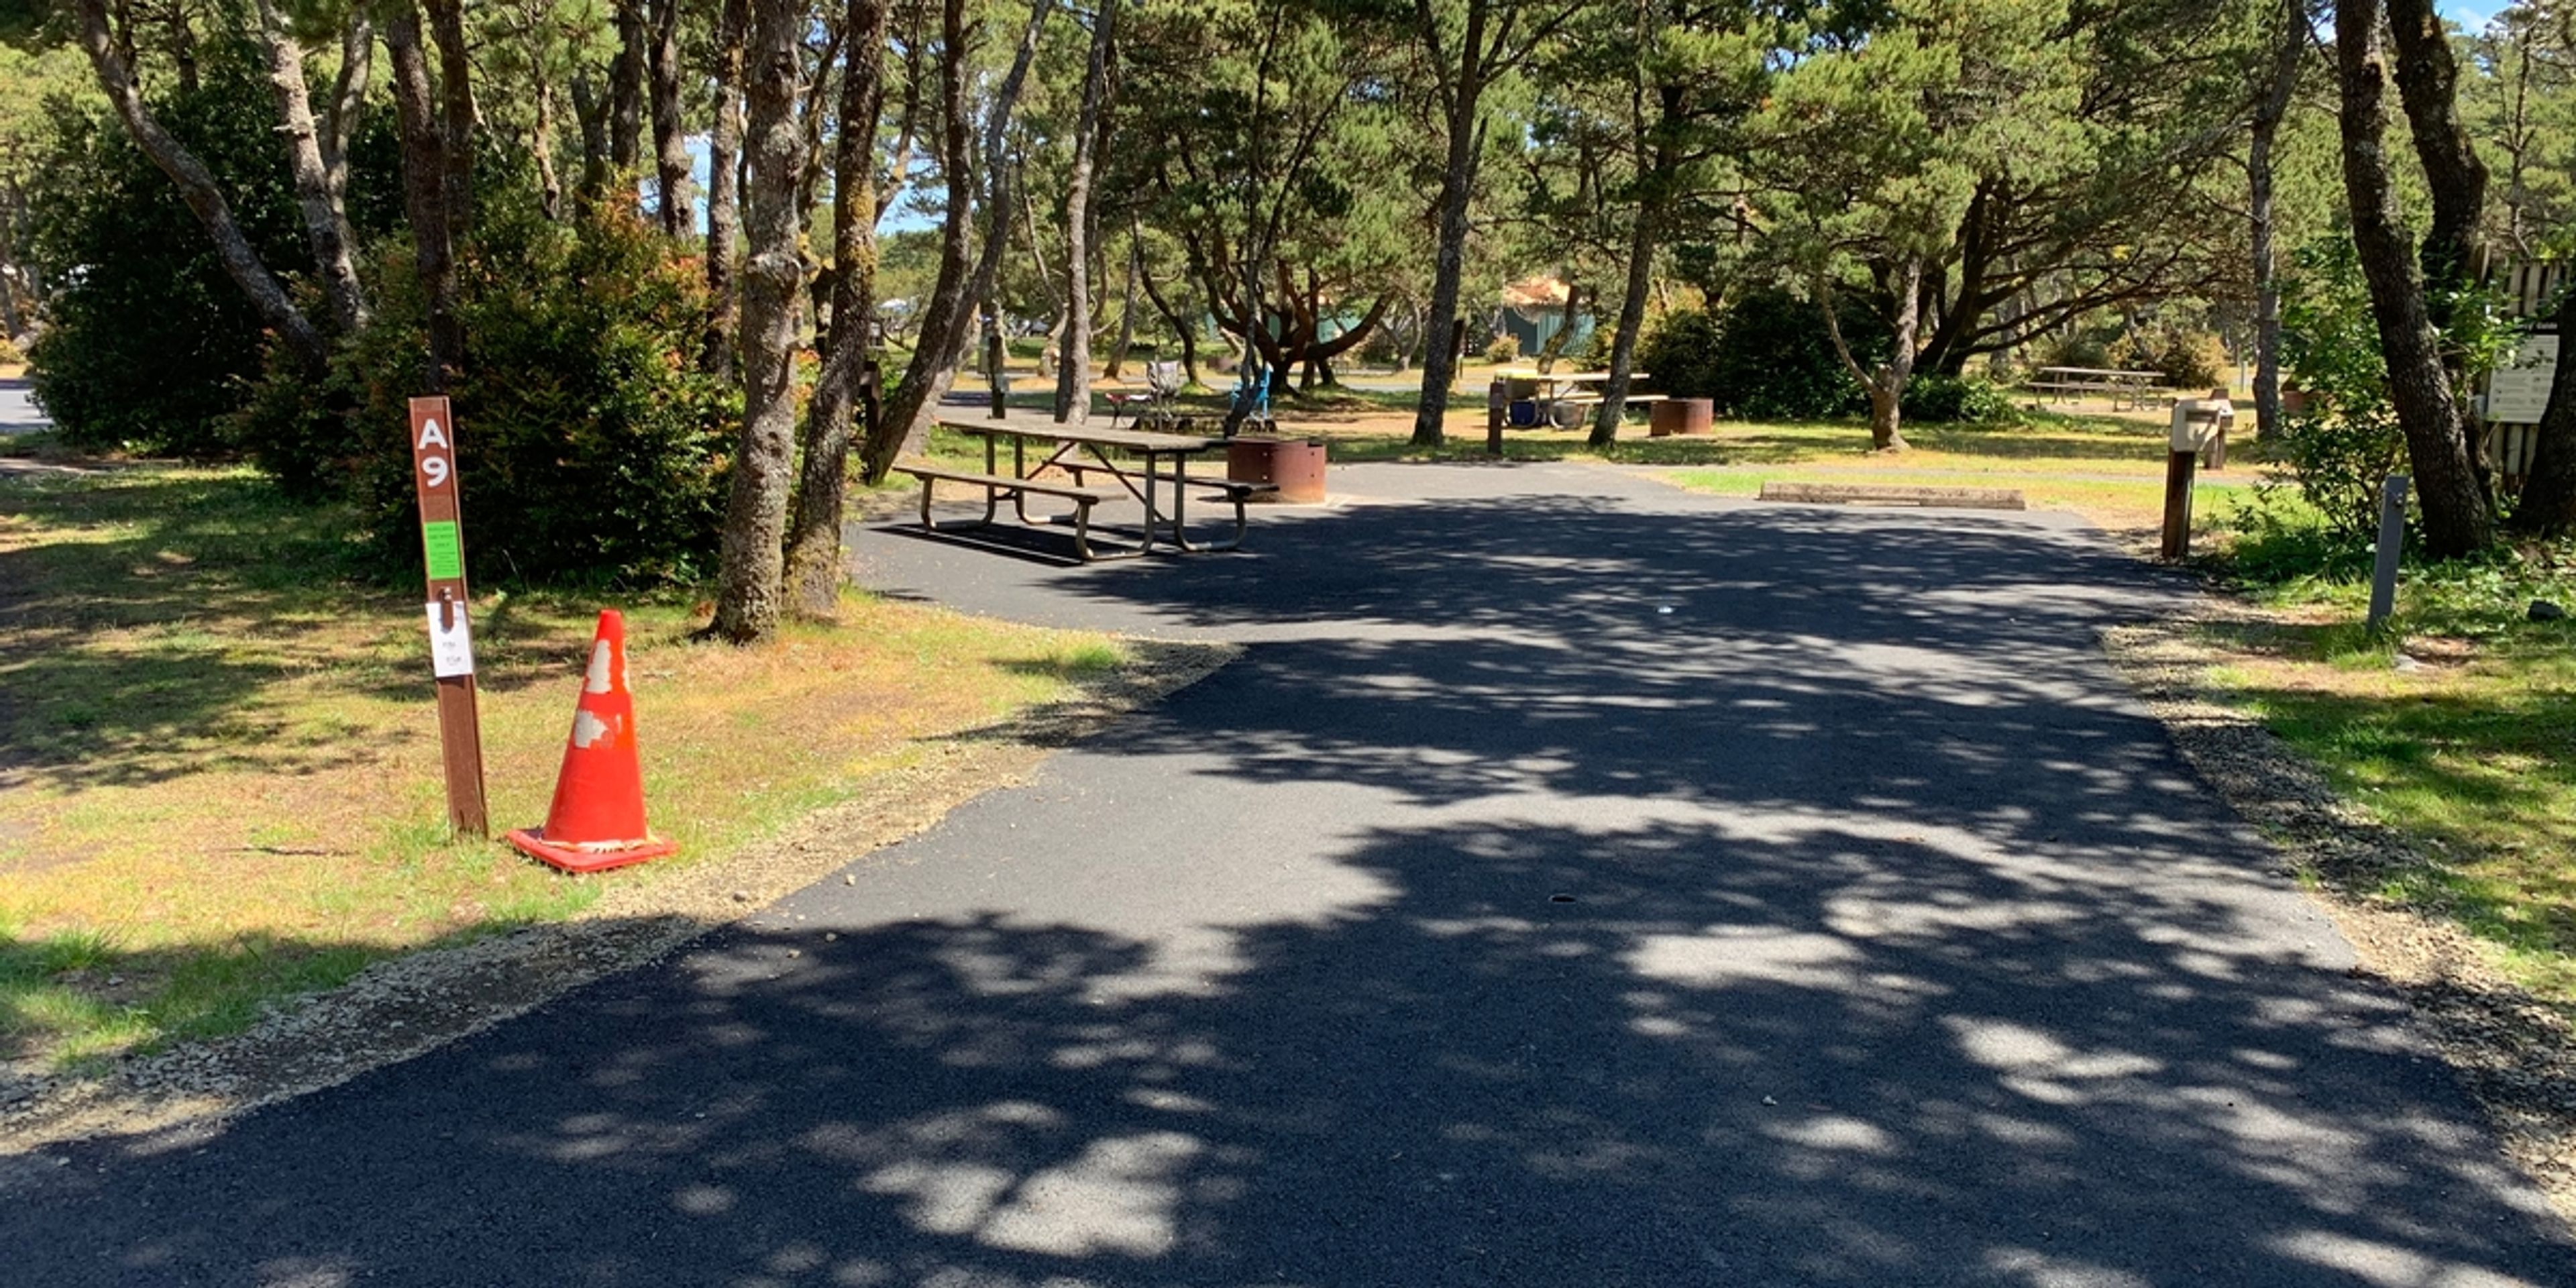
xmin=507 ymin=610 xmax=679 ymax=873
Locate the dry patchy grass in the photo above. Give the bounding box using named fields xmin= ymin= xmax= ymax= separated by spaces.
xmin=0 ymin=464 xmax=1122 ymax=1070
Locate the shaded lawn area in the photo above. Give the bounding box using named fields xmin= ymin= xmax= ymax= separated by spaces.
xmin=2193 ymin=553 xmax=2576 ymax=1006
xmin=0 ymin=460 xmax=1124 ymax=1071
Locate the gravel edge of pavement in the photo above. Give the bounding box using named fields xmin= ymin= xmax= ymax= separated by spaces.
xmin=2102 ymin=610 xmax=2576 ymax=1226
xmin=0 ymin=638 xmax=1240 ymax=1157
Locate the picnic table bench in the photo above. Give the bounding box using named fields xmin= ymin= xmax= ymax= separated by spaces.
xmin=898 ymin=462 xmax=1126 ymax=561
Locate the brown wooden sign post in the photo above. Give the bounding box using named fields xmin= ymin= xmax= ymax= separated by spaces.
xmin=409 ymin=396 xmax=490 ymax=837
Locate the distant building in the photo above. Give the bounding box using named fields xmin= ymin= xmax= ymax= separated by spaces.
xmin=1494 ymin=275 xmax=1597 ymax=358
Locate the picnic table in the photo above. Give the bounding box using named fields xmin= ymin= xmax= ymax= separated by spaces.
xmin=896 ymin=417 xmax=1276 ymax=560
xmin=2029 ymin=366 xmax=2167 ymax=411
xmin=1495 ymin=370 xmax=1657 ymax=428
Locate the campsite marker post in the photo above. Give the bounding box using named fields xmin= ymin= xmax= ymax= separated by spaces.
xmin=410 ymin=395 xmax=490 ymax=837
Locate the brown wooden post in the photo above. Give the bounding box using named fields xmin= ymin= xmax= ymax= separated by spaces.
xmin=2159 ymin=449 xmax=2198 ymax=561
xmin=409 ymin=396 xmax=490 ymax=837
xmin=1486 ymin=377 xmax=1507 ymax=456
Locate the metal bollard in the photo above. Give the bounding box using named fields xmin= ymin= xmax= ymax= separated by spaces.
xmin=2367 ymin=474 xmax=2410 ymax=632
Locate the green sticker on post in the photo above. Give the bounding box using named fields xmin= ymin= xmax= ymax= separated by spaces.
xmin=421 ymin=520 xmax=463 ymax=581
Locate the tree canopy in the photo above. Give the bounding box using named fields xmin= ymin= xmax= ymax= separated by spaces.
xmin=7 ymin=0 xmax=2576 ymax=623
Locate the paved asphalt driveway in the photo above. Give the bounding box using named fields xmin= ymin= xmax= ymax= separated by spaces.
xmin=6 ymin=462 xmax=2569 ymax=1285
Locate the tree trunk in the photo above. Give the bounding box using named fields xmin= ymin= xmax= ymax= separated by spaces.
xmin=1865 ymin=384 xmax=1904 ymax=451
xmin=1593 ymin=208 xmax=1656 ymax=446
xmin=570 ymin=70 xmax=610 ymax=196
xmin=2385 ymin=0 xmax=2489 ymax=329
xmin=610 ymin=1 xmax=646 ymax=173
xmin=786 ymin=0 xmax=890 ymax=619
xmin=385 ymin=4 xmax=461 ymax=392
xmin=711 ymin=0 xmax=809 ymax=644
xmin=72 ymin=0 xmax=326 ymax=372
xmin=1819 ymin=257 xmax=1919 ymax=452
xmin=252 ymin=0 xmax=367 ymax=335
xmin=1410 ymin=0 xmax=1493 ymax=448
xmin=2248 ymin=0 xmax=2303 ymax=446
xmin=1105 ymin=226 xmax=1140 ymax=380
xmin=861 ymin=0 xmax=1052 ymax=480
xmin=532 ymin=77 xmax=564 ymax=219
xmin=1411 ymin=119 xmax=1482 ymax=445
xmin=424 ymin=0 xmax=476 ymax=241
xmin=381 ymin=5 xmax=464 ymax=391
xmin=2337 ymin=0 xmax=2493 ymax=557
xmin=166 ymin=1 xmax=199 ymax=95
xmin=2506 ymin=284 xmax=2576 ymax=537
xmin=648 ymin=0 xmax=690 ymax=238
xmin=862 ymin=0 xmax=980 ymax=480
xmin=1053 ymin=0 xmax=1117 ymax=423
xmin=320 ymin=10 xmax=370 ymax=252
xmin=704 ymin=0 xmax=748 ymax=378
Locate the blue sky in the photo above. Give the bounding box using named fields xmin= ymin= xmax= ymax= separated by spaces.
xmin=2446 ymin=1 xmax=2506 ymax=24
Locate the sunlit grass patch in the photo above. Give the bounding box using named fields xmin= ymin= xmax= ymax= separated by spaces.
xmin=1660 ymin=423 xmax=2253 ymax=527
xmin=2192 ymin=549 xmax=2576 ymax=1006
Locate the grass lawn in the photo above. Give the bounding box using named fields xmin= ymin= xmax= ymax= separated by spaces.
xmin=1240 ymin=396 xmax=2255 ymax=531
xmin=2190 ymin=549 xmax=2576 ymax=1005
xmin=1645 ymin=417 xmax=2257 ymax=530
xmin=0 ymin=456 xmax=1124 ymax=1071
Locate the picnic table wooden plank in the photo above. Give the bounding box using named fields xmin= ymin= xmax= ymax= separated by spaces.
xmin=936 ymin=416 xmax=1222 ymax=453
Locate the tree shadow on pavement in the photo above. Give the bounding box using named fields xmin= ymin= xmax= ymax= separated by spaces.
xmin=9 ymin=472 xmax=2570 ymax=1285
xmin=13 ymin=816 xmax=2566 ymax=1285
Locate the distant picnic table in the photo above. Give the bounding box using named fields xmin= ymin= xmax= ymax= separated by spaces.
xmin=2029 ymin=366 xmax=2167 ymax=411
xmin=1496 ymin=369 xmax=1657 ymax=428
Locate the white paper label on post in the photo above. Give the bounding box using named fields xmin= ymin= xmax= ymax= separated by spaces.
xmin=425 ymin=603 xmax=476 ymax=678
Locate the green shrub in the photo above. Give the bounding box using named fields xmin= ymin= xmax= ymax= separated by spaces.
xmin=2125 ymin=326 xmax=2229 ymax=390
xmin=2035 ymin=329 xmax=2115 ymax=372
xmin=1481 ymin=332 xmax=1519 ymax=364
xmin=1578 ymin=321 xmax=1621 ymax=368
xmin=22 ymin=40 xmax=307 ymax=455
xmin=2217 ymin=490 xmax=2377 ymax=586
xmin=1640 ymin=291 xmax=1882 ymax=421
xmin=23 ymin=38 xmax=402 ymax=457
xmin=2275 ymin=237 xmax=2410 ymax=542
xmin=1900 ymin=374 xmax=2019 ymax=425
xmin=235 ymin=196 xmax=733 ymax=586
